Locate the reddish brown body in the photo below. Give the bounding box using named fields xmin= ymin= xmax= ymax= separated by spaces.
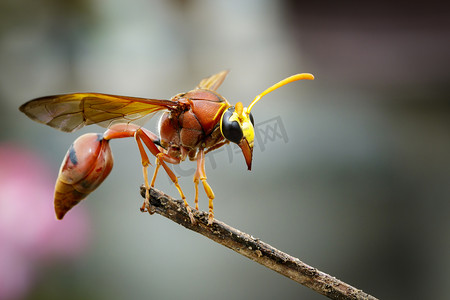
xmin=159 ymin=89 xmax=229 ymax=161
xmin=19 ymin=70 xmax=314 ymax=224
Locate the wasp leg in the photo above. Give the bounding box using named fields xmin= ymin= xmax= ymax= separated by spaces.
xmin=193 ymin=141 xmax=227 ymax=214
xmin=134 ymin=134 xmax=154 ymax=214
xmin=135 ymin=130 xmax=195 ymax=224
xmin=104 ymin=124 xmax=162 ymax=214
xmin=196 ymin=148 xmax=215 ymax=225
xmin=103 ymin=124 xmax=194 ymax=222
xmin=150 ymin=157 xmax=161 ymax=187
xmin=193 ymin=167 xmax=200 ymax=211
xmin=155 ymin=152 xmax=195 ymax=223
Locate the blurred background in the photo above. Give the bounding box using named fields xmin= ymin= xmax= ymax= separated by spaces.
xmin=1 ymin=0 xmax=449 ymax=299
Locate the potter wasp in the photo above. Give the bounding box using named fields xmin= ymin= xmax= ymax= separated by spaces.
xmin=20 ymin=71 xmax=314 ymax=224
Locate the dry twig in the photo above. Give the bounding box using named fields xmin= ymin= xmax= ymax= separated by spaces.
xmin=140 ymin=186 xmax=378 ymax=300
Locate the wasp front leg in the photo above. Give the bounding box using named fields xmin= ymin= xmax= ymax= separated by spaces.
xmin=194 ymin=148 xmax=216 ymax=225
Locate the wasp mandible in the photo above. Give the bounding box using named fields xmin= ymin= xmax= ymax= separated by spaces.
xmin=20 ymin=71 xmax=314 ymax=224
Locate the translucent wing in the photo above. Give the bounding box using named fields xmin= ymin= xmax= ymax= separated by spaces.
xmin=196 ymin=70 xmax=229 ymax=91
xmin=19 ymin=93 xmax=179 ymax=132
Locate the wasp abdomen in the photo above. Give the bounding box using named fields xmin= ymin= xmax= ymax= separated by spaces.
xmin=54 ymin=133 xmax=113 ymax=219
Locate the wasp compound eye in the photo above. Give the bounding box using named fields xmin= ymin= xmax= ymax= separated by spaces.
xmin=221 ymin=107 xmax=243 ymax=144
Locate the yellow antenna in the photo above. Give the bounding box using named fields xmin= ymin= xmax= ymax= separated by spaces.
xmin=247 ymin=73 xmax=314 ymax=113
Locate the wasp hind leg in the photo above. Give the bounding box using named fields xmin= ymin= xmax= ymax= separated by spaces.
xmin=135 ymin=131 xmax=195 ymax=223
xmin=102 ymin=124 xmax=158 ymax=214
xmin=104 ymin=124 xmax=194 ymax=223
xmin=134 ymin=130 xmax=157 ymax=214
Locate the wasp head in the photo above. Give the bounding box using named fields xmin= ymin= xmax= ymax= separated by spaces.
xmin=220 ymin=102 xmax=254 ymax=170
xmin=219 ymin=73 xmax=315 ymax=171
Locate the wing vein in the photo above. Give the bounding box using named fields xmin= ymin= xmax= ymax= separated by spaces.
xmin=20 ymin=93 xmax=177 ymax=132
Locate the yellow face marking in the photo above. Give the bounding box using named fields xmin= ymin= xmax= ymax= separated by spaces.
xmin=240 ymin=119 xmax=254 ymax=147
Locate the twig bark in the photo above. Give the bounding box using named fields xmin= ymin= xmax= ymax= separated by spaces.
xmin=140 ymin=186 xmax=378 ymax=300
